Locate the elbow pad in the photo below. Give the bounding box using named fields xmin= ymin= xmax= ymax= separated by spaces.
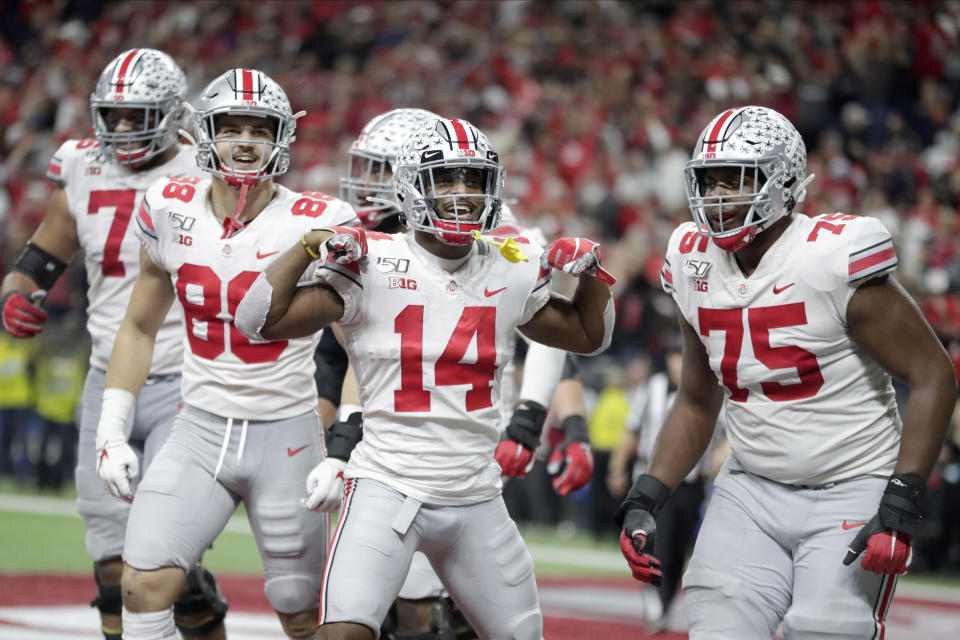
xmin=234 ymin=272 xmax=273 ymax=341
xmin=584 ymin=293 xmax=615 ymax=357
xmin=13 ymin=242 xmax=68 ymax=290
xmin=518 ymin=341 xmax=568 ymax=408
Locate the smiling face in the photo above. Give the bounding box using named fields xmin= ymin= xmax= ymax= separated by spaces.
xmin=213 ymin=113 xmax=278 ymax=173
xmin=425 ymin=166 xmax=487 ymax=221
xmin=698 ymin=165 xmax=759 ymax=233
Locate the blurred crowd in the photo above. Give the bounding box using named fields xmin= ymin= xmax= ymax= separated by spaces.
xmin=1 ymin=0 xmax=960 ymax=571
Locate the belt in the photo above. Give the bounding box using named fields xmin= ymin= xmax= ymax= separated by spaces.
xmin=144 ymin=373 xmax=180 ymax=386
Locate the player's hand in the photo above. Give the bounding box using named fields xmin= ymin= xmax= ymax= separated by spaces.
xmin=496 ymin=400 xmax=548 ymax=478
xmin=96 ymin=439 xmax=139 ymax=502
xmin=303 ymin=458 xmax=347 ymax=512
xmin=546 ymin=415 xmax=593 ymax=496
xmin=843 ymin=473 xmax=924 ymax=575
xmin=541 ymin=237 xmax=616 ymax=285
xmin=1 ymin=290 xmax=48 ymax=338
xmin=322 ymin=226 xmax=367 ymax=264
xmin=619 ymin=507 xmax=663 ymax=585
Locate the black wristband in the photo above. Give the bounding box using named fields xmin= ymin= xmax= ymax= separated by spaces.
xmin=559 ymin=415 xmax=588 ymax=444
xmin=326 ymin=412 xmax=363 ymax=461
xmin=505 ymin=400 xmax=547 ymax=450
xmin=877 ymin=472 xmax=925 ymax=537
xmin=614 ymin=473 xmax=672 ymax=528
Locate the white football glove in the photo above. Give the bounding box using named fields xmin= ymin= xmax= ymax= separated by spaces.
xmin=95 ymin=388 xmax=138 ymax=502
xmin=96 ymin=439 xmax=140 ymax=502
xmin=303 ymin=458 xmax=347 ymax=512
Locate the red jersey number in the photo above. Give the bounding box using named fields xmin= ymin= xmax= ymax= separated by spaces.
xmin=698 ymin=303 xmax=824 ymax=402
xmin=394 ymin=305 xmax=498 ymax=412
xmin=88 ymin=189 xmax=137 ymax=278
xmin=176 ymin=264 xmax=288 ymax=363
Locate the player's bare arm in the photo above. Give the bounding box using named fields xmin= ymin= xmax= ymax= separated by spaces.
xmin=846 ymin=277 xmax=957 ymax=480
xmin=237 ymin=228 xmax=348 ymax=341
xmin=2 ymin=187 xmax=79 ymax=295
xmin=518 ymin=274 xmax=613 ymax=354
xmin=103 ymin=247 xmax=176 ymax=394
xmin=1 ymin=187 xmax=79 ymax=336
xmin=645 ymin=312 xmax=725 ymax=489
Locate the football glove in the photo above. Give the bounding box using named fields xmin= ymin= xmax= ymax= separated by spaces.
xmin=96 ymin=439 xmax=139 ymax=502
xmin=304 ymin=458 xmax=347 ymax=512
xmin=1 ymin=290 xmax=47 ymax=338
xmin=495 ymin=400 xmax=547 ymax=477
xmin=546 ymin=415 xmax=593 ymax=496
xmin=541 ymin=237 xmax=616 ymax=285
xmin=323 ymin=226 xmax=367 ymax=264
xmin=843 ymin=473 xmax=924 ymax=575
xmin=616 ymin=474 xmax=672 ymax=585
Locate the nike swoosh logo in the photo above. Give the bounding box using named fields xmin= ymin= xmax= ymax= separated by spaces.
xmin=98 ymin=449 xmax=108 ymax=471
xmin=842 ymin=520 xmax=868 ymax=530
xmin=257 ymin=250 xmax=280 ymax=259
xmin=287 ymin=445 xmax=309 ymax=457
xmin=484 ymin=286 xmax=507 ymax=297
xmin=772 ymin=282 xmax=796 ymax=294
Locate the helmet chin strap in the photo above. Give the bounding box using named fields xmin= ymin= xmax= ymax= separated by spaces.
xmin=221 ymin=181 xmax=250 ymax=239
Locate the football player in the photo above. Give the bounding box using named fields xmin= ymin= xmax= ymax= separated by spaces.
xmin=0 ymin=48 xmax=228 ymax=640
xmin=616 ymin=106 xmax=957 ymax=638
xmin=319 ymin=108 xmax=593 ymax=639
xmin=234 ymin=117 xmax=615 ymax=640
xmin=94 ymin=68 xmax=357 ymax=640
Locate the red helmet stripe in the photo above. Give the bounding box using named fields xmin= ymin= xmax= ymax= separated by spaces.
xmin=449 ymin=119 xmax=471 ymax=150
xmin=113 ymin=49 xmax=142 ymax=94
xmin=241 ymin=69 xmax=255 ymax=101
xmin=705 ymin=108 xmax=737 ymax=154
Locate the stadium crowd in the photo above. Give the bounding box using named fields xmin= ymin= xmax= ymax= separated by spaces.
xmin=1 ymin=0 xmax=960 ymax=577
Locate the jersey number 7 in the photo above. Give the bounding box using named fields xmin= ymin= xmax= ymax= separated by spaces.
xmin=699 ymin=303 xmax=824 ymax=402
xmin=394 ymin=305 xmax=497 ymax=412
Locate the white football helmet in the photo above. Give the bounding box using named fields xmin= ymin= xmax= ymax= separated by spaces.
xmin=684 ymin=105 xmax=812 ymax=252
xmin=193 ymin=69 xmax=300 ymax=188
xmin=90 ymin=48 xmax=187 ymax=166
xmin=393 ymin=118 xmax=505 ymax=246
xmin=340 ymin=108 xmax=441 ymax=229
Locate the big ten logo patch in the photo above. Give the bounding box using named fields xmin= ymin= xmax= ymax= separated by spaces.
xmin=695 ymin=280 xmax=708 ymax=292
xmin=85 ymin=166 xmax=101 ymax=176
xmin=172 ymin=232 xmax=192 ymax=246
xmin=388 ymin=277 xmax=417 ymax=290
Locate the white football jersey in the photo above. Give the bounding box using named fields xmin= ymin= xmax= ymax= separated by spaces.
xmin=136 ymin=178 xmax=358 ymax=419
xmin=47 ymin=140 xmax=199 ymax=374
xmin=662 ymin=213 xmax=901 ymax=485
xmin=318 ymin=232 xmax=552 ymax=505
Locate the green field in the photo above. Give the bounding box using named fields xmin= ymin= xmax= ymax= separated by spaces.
xmin=5 ymin=489 xmax=960 ymax=591
xmin=0 ymin=491 xmax=628 ymax=578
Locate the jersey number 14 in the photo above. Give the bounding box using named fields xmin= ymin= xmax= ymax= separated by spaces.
xmin=394 ymin=305 xmax=497 ymax=413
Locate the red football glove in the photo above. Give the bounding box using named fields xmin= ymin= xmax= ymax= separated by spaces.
xmin=843 ymin=473 xmax=923 ymax=575
xmin=1 ymin=290 xmax=47 ymax=338
xmin=619 ymin=510 xmax=663 ymax=585
xmin=496 ymin=400 xmax=547 ymax=478
xmin=546 ymin=415 xmax=593 ymax=496
xmin=323 ymin=226 xmax=367 ymax=264
xmin=495 ymin=440 xmax=535 ymax=477
xmin=541 ymin=237 xmax=616 ymax=285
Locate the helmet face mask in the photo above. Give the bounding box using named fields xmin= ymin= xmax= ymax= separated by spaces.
xmin=394 ymin=118 xmax=504 ymax=246
xmin=193 ymin=69 xmax=298 ymax=188
xmin=684 ymin=106 xmax=809 ymax=252
xmin=339 ymin=108 xmax=441 ymax=230
xmin=90 ymin=49 xmax=187 ymax=167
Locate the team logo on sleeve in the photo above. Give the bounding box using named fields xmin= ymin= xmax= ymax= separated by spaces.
xmin=375 ymin=257 xmax=410 ymax=274
xmin=683 ymin=259 xmax=712 ymax=279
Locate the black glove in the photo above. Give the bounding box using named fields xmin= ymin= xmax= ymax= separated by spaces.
xmin=615 ymin=474 xmax=671 ymax=585
xmin=843 ymin=473 xmax=924 ymax=575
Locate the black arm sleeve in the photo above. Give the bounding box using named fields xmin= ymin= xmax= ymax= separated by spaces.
xmin=314 ymin=329 xmax=349 ymax=406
